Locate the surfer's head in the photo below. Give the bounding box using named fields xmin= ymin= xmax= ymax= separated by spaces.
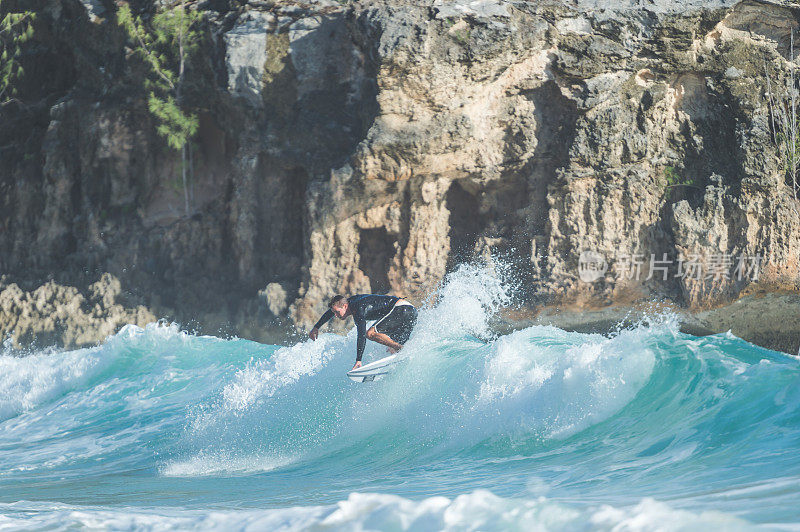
xmin=328 ymin=295 xmax=348 ymax=319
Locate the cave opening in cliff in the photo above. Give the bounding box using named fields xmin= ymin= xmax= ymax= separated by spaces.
xmin=522 ymin=80 xmax=579 ymax=238
xmin=358 ymin=227 xmax=394 ymax=294
xmin=252 ymin=163 xmax=308 ymax=296
xmin=446 ymin=180 xmax=483 ymax=270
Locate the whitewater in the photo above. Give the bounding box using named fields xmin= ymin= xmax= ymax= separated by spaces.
xmin=1 ymin=266 xmax=799 ymax=531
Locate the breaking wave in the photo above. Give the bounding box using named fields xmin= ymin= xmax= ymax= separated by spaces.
xmin=1 ymin=265 xmax=799 ymax=529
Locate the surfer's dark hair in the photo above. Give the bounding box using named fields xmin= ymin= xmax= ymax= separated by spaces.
xmin=328 ymin=295 xmax=346 ymax=308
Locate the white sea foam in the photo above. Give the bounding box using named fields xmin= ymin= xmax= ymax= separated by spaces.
xmin=0 ymin=491 xmax=755 ymax=531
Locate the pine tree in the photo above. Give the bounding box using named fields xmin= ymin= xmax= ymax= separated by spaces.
xmin=118 ymin=1 xmax=202 ymax=215
xmin=0 ymin=2 xmax=35 ymax=103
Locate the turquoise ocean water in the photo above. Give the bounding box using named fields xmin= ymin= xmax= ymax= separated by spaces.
xmin=2 ymin=266 xmax=800 ymax=530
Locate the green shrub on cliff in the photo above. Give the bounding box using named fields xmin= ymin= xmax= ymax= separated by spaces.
xmin=0 ymin=3 xmax=35 ymax=102
xmin=765 ymin=68 xmax=800 ymax=199
xmin=661 ymin=165 xmax=700 ymax=189
xmin=117 ymin=1 xmax=202 ymax=215
xmin=764 ymin=30 xmax=800 ymax=201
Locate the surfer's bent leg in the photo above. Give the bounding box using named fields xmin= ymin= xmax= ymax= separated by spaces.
xmin=366 ymin=327 xmax=402 ymax=351
xmin=374 ymin=305 xmax=418 ymax=346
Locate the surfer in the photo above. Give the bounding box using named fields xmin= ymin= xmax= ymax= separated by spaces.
xmin=308 ymin=294 xmax=418 ymax=370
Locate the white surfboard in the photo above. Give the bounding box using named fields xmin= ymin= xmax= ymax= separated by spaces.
xmin=347 ymin=354 xmax=399 ymax=382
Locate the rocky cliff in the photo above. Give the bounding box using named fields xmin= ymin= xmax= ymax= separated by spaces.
xmin=2 ymin=0 xmax=800 ymax=350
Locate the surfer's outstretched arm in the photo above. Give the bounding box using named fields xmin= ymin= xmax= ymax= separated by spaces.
xmin=354 ymin=318 xmax=366 ymax=366
xmin=309 ymin=309 xmax=334 ymax=340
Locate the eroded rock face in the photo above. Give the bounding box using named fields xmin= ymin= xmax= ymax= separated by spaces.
xmin=2 ymin=0 xmax=800 ymax=346
xmin=225 ymin=11 xmax=274 ymax=105
xmin=289 ymin=0 xmax=800 ymax=325
xmin=0 ymin=274 xmax=155 ymax=347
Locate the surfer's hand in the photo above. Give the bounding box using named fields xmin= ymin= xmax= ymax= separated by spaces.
xmin=352 ymin=361 xmax=362 ymax=370
xmin=309 ymin=328 xmax=319 ymax=341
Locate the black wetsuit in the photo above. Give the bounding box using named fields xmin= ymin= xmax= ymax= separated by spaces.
xmin=313 ymin=294 xmax=418 ymax=362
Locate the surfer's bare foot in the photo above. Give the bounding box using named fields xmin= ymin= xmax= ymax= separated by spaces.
xmin=352 ymin=361 xmax=362 ymax=370
xmin=387 ymin=347 xmax=398 ymax=354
